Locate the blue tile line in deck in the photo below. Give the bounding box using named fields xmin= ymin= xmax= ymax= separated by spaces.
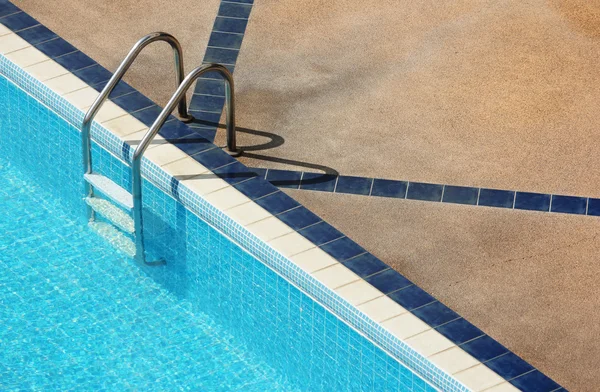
xmin=248 ymin=168 xmax=598 ymax=218
xmin=187 ymin=0 xmax=254 ymax=142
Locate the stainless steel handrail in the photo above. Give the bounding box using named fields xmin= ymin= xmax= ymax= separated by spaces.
xmin=81 ymin=32 xmax=192 ymax=217
xmin=131 ymin=63 xmax=238 ymax=264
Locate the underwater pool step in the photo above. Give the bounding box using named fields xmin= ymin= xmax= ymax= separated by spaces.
xmin=84 ymin=173 xmax=133 ymax=211
xmin=89 ymin=221 xmax=135 ymax=258
xmin=85 ymin=197 xmax=134 ymax=234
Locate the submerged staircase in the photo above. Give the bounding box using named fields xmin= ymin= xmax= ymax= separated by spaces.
xmin=81 ymin=32 xmax=239 ymax=265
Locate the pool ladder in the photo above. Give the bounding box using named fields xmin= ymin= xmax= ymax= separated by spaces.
xmin=81 ymin=32 xmax=238 ymax=265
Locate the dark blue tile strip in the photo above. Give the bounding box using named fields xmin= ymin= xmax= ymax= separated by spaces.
xmin=297 ymin=221 xmax=344 ymax=246
xmin=435 ymin=318 xmax=484 ymax=345
xmin=16 ymin=24 xmax=56 ymax=45
xmin=371 ymin=179 xmax=408 ymax=198
xmin=365 ymin=269 xmax=412 ymax=294
xmin=406 ymin=182 xmax=443 ymax=202
xmin=277 ymin=206 xmax=321 ymax=231
xmin=0 ymin=1 xmax=20 ymax=18
xmin=514 ymin=192 xmax=551 ymax=212
xmin=550 ymin=195 xmax=586 ymax=215
xmin=53 ymin=51 xmax=96 ymax=72
xmin=478 ymin=188 xmax=515 ymax=208
xmin=1 ymin=11 xmax=38 ymax=31
xmin=411 ymin=302 xmax=460 ymax=328
xmin=35 ymin=37 xmax=77 ymax=58
xmin=3 ymin=5 xmax=565 ymax=390
xmin=442 ymin=185 xmax=478 ymax=205
xmin=189 ymin=0 xmax=254 ymax=142
xmin=248 ymin=168 xmax=600 ymax=221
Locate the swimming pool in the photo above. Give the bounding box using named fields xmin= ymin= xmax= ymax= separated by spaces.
xmin=0 ymin=73 xmax=435 ymax=390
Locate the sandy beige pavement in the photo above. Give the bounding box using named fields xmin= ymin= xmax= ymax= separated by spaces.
xmin=11 ymin=0 xmax=600 ymax=390
xmin=226 ymin=0 xmax=600 ymax=198
xmin=12 ymin=0 xmax=220 ymax=108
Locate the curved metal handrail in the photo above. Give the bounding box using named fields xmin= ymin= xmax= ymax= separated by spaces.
xmin=81 ymin=32 xmax=192 ymax=209
xmin=131 ymin=63 xmax=238 ymax=264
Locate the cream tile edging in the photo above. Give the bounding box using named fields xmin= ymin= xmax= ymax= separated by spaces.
xmin=0 ymin=27 xmax=522 ymax=392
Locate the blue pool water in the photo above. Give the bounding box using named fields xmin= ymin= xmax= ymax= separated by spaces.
xmin=0 ymin=74 xmax=434 ymax=391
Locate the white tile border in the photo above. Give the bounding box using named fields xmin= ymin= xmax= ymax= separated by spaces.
xmin=0 ymin=25 xmax=524 ymax=392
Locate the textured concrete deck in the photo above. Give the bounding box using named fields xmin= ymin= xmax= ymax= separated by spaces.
xmin=229 ymin=0 xmax=600 ymax=197
xmin=13 ymin=0 xmax=600 ymax=390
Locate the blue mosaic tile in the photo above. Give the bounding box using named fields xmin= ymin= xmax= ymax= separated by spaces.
xmin=320 ymin=237 xmax=366 ymax=262
xmin=0 ymin=11 xmax=37 ymax=31
xmin=485 ymin=353 xmax=534 ymax=380
xmin=266 ymin=169 xmax=302 ymax=189
xmin=510 ymin=370 xmax=561 ymax=392
xmin=371 ymin=179 xmax=408 ymax=198
xmin=435 ymin=318 xmax=484 ymax=345
xmin=189 ymin=94 xmax=226 ymax=112
xmin=406 ymin=182 xmax=443 ymax=202
xmin=411 ymin=302 xmax=460 ymax=328
xmin=514 ymin=192 xmax=551 ymax=212
xmin=218 ymin=2 xmax=253 ymax=18
xmin=478 ymin=188 xmax=515 ymax=209
xmin=204 ymin=47 xmax=239 ymax=65
xmin=213 ymin=161 xmax=256 ymax=185
xmin=34 ymin=38 xmax=77 ymax=58
xmin=342 ymin=253 xmax=388 ymax=279
xmin=73 ymin=64 xmax=112 ymax=86
xmin=388 ymin=286 xmax=435 ymax=311
xmin=112 ymin=92 xmax=154 ymax=113
xmin=233 ymin=177 xmax=277 ymax=199
xmin=53 ymin=51 xmax=96 ymax=72
xmin=16 ymin=24 xmax=55 ymax=45
xmin=277 ymin=207 xmax=321 ymax=231
xmin=0 ymin=1 xmax=20 ymax=18
xmin=550 ymin=195 xmax=587 ymax=215
xmin=192 ymin=146 xmax=236 ymax=170
xmin=208 ymin=32 xmax=244 ymax=50
xmin=213 ymin=16 xmax=249 ymax=34
xmin=365 ymin=269 xmax=412 ymax=294
xmin=442 ymin=185 xmax=478 ymax=205
xmin=254 ymin=191 xmax=300 ymax=215
xmin=300 ymin=173 xmax=337 ymax=192
xmin=335 ymin=176 xmax=372 ymax=195
xmin=460 ymin=335 xmax=508 ymax=362
xmin=297 ymin=221 xmax=344 ymax=246
xmin=193 ymin=78 xmax=226 ymax=96
xmin=587 ymin=198 xmax=600 ymax=216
